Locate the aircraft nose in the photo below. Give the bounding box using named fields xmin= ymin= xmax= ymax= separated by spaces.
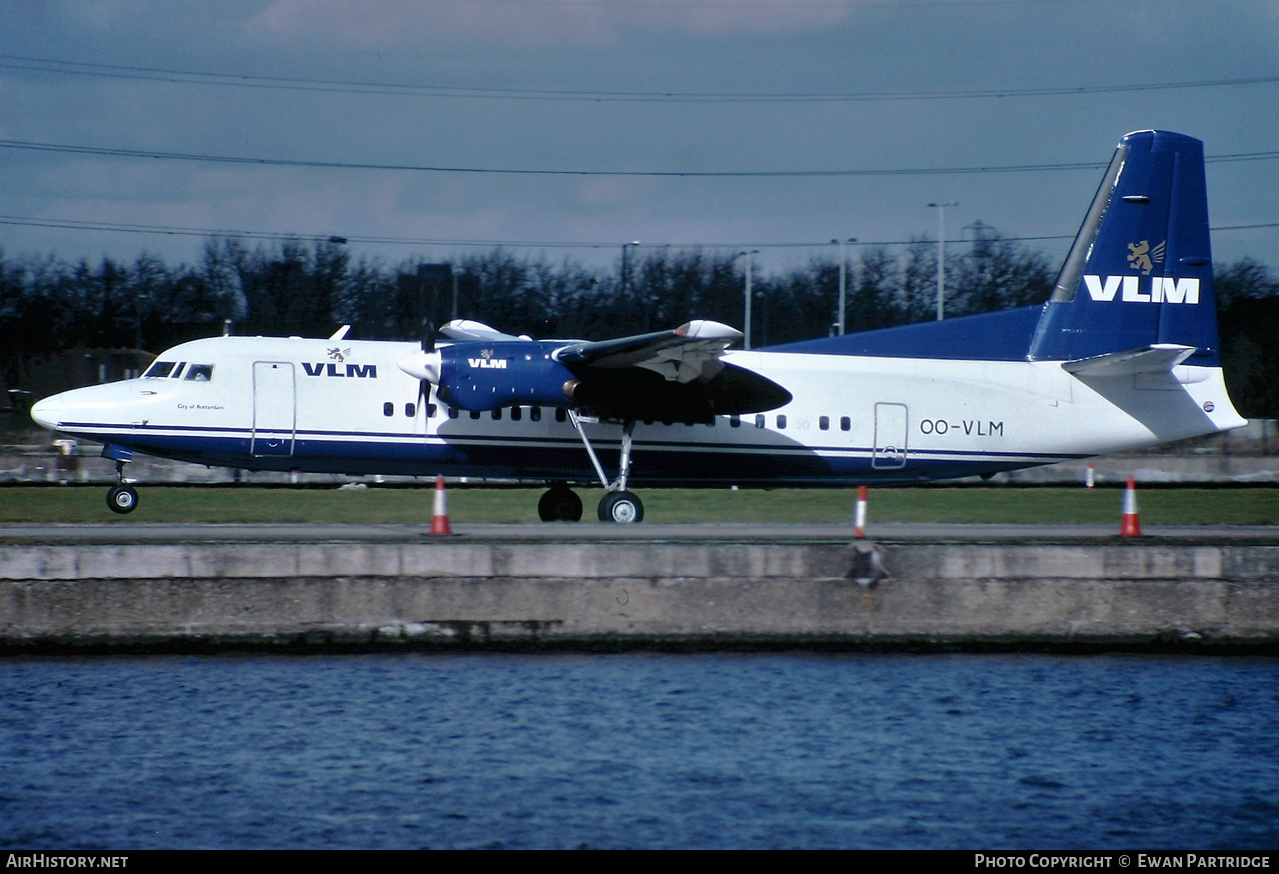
xmin=30 ymin=395 xmax=61 ymax=431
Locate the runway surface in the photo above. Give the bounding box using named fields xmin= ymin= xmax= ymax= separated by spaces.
xmin=1 ymin=522 xmax=1275 ymax=544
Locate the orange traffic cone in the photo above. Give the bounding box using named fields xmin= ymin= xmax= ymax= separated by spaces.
xmin=853 ymin=485 xmax=868 ymax=540
xmin=430 ymin=474 xmax=453 ymax=535
xmin=1120 ymin=476 xmax=1141 ymax=537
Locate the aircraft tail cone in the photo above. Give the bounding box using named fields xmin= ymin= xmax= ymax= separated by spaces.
xmin=430 ymin=474 xmax=453 ymax=535
xmin=854 ymin=485 xmax=869 ymax=540
xmin=1120 ymin=476 xmax=1141 ymax=537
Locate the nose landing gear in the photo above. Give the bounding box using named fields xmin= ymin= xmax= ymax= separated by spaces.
xmin=106 ymin=458 xmax=138 ymax=514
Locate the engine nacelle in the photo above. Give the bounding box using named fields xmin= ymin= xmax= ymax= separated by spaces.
xmin=404 ymin=341 xmax=578 ymax=413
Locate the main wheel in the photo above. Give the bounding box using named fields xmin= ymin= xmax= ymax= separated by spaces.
xmin=598 ymin=490 xmax=644 ymax=523
xmin=107 ymin=484 xmax=139 ymax=514
xmin=538 ymin=486 xmax=583 ymax=522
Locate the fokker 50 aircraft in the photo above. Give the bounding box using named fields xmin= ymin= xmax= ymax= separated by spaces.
xmin=31 ymin=130 xmax=1246 ymax=521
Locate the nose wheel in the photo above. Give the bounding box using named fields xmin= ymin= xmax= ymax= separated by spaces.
xmin=107 ymin=484 xmax=139 ymax=514
xmin=106 ymin=458 xmax=139 ymax=514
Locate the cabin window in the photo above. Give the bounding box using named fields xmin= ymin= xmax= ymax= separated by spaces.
xmin=776 ymin=414 xmax=787 ymax=430
xmin=491 ymin=409 xmax=502 ymax=420
xmin=184 ymin=364 xmax=214 ymax=381
xmin=530 ymin=406 xmax=542 ymax=422
xmin=143 ymin=361 xmax=177 ymax=379
xmin=405 ymin=403 xmax=416 ymax=417
xmin=448 ymin=407 xmax=459 ymax=419
xmin=470 ymin=411 xmax=482 ymax=420
xmin=555 ymin=408 xmax=568 ymax=423
xmin=382 ymin=402 xmax=394 ymax=417
xmin=819 ymin=416 xmax=829 ymax=431
xmin=840 ymin=416 xmax=851 ymax=432
xmin=755 ymin=414 xmax=765 ymax=429
xmin=428 ymin=404 xmax=438 ymax=418
xmin=730 ymin=415 xmax=740 ymax=428
xmin=510 ymin=407 xmax=522 ymax=422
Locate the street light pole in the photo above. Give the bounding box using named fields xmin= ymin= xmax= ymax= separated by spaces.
xmin=928 ymin=202 xmax=956 ymax=320
xmin=622 ymin=240 xmax=642 ymax=329
xmin=738 ymin=249 xmax=759 ymax=350
xmin=832 ymin=237 xmax=856 ymax=335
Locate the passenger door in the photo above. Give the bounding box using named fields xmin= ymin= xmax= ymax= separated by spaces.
xmin=872 ymin=402 xmax=908 ymax=469
xmin=252 ymin=361 xmax=296 ymax=457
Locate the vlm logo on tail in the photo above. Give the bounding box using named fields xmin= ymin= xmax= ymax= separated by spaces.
xmin=1085 ymin=238 xmax=1196 ymax=303
xmin=1126 ymin=239 xmax=1165 ymax=274
xmin=1083 ymin=275 xmax=1200 ymax=304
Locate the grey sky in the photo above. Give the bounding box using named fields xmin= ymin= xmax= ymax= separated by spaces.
xmin=2 ymin=0 xmax=1277 ymax=279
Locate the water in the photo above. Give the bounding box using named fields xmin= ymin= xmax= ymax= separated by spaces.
xmin=2 ymin=653 xmax=1277 ymax=850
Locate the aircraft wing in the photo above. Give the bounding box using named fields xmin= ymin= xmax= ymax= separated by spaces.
xmin=555 ymin=319 xmax=742 ymax=383
xmin=406 ymin=318 xmax=790 ymax=420
xmin=554 ymin=320 xmax=790 ymax=420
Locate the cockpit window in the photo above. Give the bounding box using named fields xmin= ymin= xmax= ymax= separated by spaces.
xmin=143 ymin=361 xmax=177 ymax=378
xmin=184 ymin=364 xmax=214 ymax=382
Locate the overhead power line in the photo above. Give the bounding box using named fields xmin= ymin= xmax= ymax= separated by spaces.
xmin=3 ymin=53 xmax=1277 ymax=103
xmin=3 ymin=138 xmax=1278 ymax=178
xmin=2 ymin=214 xmax=1274 ymax=251
xmin=0 ymin=138 xmax=1109 ymax=176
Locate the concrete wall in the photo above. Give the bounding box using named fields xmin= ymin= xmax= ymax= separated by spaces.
xmin=2 ymin=540 xmax=1277 ymax=653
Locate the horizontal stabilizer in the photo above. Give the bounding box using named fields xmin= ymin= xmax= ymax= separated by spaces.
xmin=1061 ymin=344 xmax=1195 ymax=377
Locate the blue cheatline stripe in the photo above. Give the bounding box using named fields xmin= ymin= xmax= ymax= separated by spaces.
xmin=64 ymin=420 xmax=1084 ymax=463
xmin=59 ymin=421 xmax=1086 ymax=479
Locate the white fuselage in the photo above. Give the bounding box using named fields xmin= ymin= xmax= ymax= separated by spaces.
xmin=31 ymin=334 xmax=1246 ymax=486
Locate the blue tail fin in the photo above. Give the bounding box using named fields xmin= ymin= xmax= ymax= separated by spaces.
xmin=1029 ymin=130 xmax=1219 ymax=366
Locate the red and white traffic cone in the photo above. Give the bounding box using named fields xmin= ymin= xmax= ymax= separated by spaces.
xmin=430 ymin=474 xmax=453 ymax=535
xmin=1119 ymin=476 xmax=1141 ymax=537
xmin=854 ymin=485 xmax=868 ymax=540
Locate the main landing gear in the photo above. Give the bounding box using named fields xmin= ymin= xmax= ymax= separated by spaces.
xmin=106 ymin=459 xmax=139 ymax=514
xmin=538 ymin=413 xmax=645 ymax=524
xmin=537 ymin=483 xmax=583 ymax=522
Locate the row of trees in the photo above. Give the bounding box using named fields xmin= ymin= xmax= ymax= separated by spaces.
xmin=0 ymin=234 xmax=1059 ymax=351
xmin=2 ymin=234 xmax=1277 ymax=415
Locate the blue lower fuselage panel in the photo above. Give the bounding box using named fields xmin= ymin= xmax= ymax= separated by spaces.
xmin=99 ymin=425 xmax=1081 ymax=487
